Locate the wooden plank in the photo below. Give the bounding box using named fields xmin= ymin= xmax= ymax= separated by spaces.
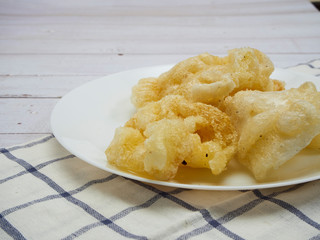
xmin=0 ymin=98 xmax=57 ymax=134
xmin=2 ymin=22 xmax=319 ymax=40
xmin=0 ymin=134 xmax=50 ymax=148
xmin=0 ymin=12 xmax=319 ymax=54
xmin=0 ymin=38 xmax=318 ymax=55
xmin=0 ymin=1 xmax=318 ymax=55
xmin=0 ymin=54 xmax=318 ymax=77
xmin=0 ymin=76 xmax=97 ymax=98
xmin=0 ymin=54 xmax=190 ymax=76
xmin=0 ymin=0 xmax=315 ymax=16
xmin=1 ymin=12 xmax=319 ymax=26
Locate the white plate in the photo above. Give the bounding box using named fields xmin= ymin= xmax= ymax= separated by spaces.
xmin=51 ymin=65 xmax=320 ymax=190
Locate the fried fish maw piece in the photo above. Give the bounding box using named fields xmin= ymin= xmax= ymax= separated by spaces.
xmin=106 ymin=127 xmax=146 ymax=174
xmin=106 ymin=95 xmax=237 ymax=180
xmin=224 ymin=82 xmax=320 ymax=181
xmin=143 ymin=119 xmax=194 ymax=180
xmin=106 ymin=119 xmax=194 ymax=180
xmin=127 ymin=95 xmax=238 ymax=175
xmin=131 ymin=47 xmax=284 ymax=108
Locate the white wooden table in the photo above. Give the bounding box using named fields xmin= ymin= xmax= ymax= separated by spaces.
xmin=1 ymin=0 xmax=320 ymax=147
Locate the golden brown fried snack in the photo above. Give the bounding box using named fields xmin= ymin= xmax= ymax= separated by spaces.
xmin=106 ymin=95 xmax=237 ymax=180
xmin=224 ymin=82 xmax=320 ymax=180
xmin=131 ymin=47 xmax=284 ymax=108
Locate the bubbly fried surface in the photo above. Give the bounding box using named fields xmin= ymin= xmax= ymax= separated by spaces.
xmin=224 ymin=82 xmax=320 ymax=180
xmin=107 ymin=48 xmax=320 ymax=182
xmin=106 ymin=95 xmax=238 ymax=180
xmin=131 ymin=47 xmax=284 ymax=108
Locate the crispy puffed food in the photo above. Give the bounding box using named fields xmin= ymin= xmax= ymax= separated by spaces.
xmin=106 ymin=95 xmax=237 ymax=180
xmin=131 ymin=47 xmax=284 ymax=108
xmin=224 ymin=82 xmax=320 ymax=181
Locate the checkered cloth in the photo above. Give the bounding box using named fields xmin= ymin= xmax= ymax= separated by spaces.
xmin=1 ymin=61 xmax=320 ymax=240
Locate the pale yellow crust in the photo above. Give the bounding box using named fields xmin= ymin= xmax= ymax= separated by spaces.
xmin=131 ymin=47 xmax=284 ymax=109
xmin=224 ymin=82 xmax=320 ymax=180
xmin=106 ymin=95 xmax=237 ymax=180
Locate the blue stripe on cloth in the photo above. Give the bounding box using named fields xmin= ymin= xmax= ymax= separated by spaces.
xmin=0 ymin=154 xmax=75 ymax=184
xmin=62 ymin=189 xmax=183 ymax=240
xmin=199 ymin=209 xmax=245 ymax=240
xmin=110 ymin=188 xmax=184 ymax=222
xmin=1 ymin=175 xmax=118 ymax=218
xmin=61 ymin=222 xmax=104 ymax=240
xmin=132 ymin=180 xmax=244 ymax=240
xmin=0 ymin=213 xmax=26 ymax=240
xmin=253 ymin=190 xmax=320 ymax=230
xmin=286 ymin=59 xmax=320 ymax=69
xmin=110 ymin=193 xmax=165 ymax=221
xmin=177 ymin=184 xmax=306 ymax=239
xmin=133 ymin=180 xmax=198 ymax=211
xmin=296 ymin=63 xmax=316 ymax=69
xmin=177 ymin=222 xmax=244 ymax=240
xmin=1 ymin=149 xmax=147 ymax=240
xmin=309 ymin=233 xmax=320 ymax=240
xmin=4 ymin=134 xmax=54 ymax=152
xmin=218 ymin=184 xmax=304 ymax=224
